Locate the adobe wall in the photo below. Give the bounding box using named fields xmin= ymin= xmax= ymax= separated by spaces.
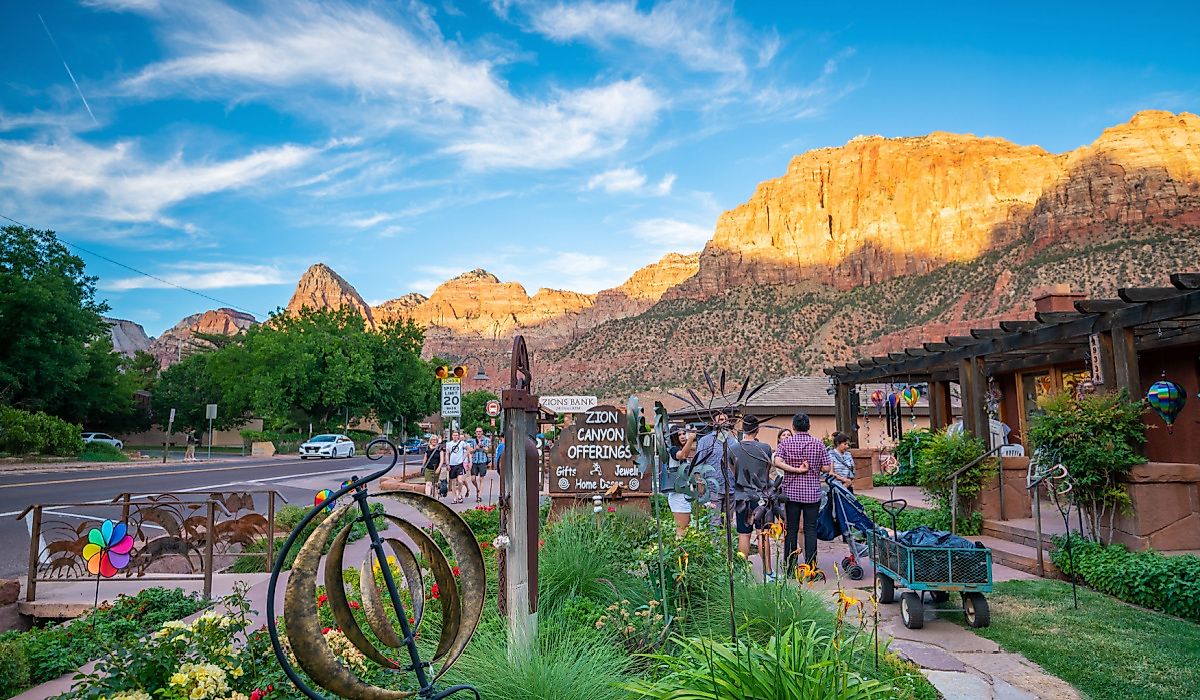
xmin=979 ymin=456 xmax=1033 ymax=520
xmin=1138 ymin=346 xmax=1200 ymax=465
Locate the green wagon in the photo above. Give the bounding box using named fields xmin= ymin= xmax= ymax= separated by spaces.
xmin=870 ymin=499 xmax=994 ymax=629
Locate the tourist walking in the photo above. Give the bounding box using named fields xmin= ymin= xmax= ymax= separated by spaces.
xmin=468 ymin=427 xmax=491 ymax=502
xmin=183 ymin=429 xmax=197 ymax=462
xmin=828 ymin=432 xmax=856 ymax=492
xmin=662 ymin=426 xmax=698 ymax=538
xmin=445 ymin=430 xmax=470 ymax=504
xmin=730 ymin=415 xmax=776 ymax=579
xmin=774 ymin=413 xmax=832 ymax=573
xmin=422 ymin=435 xmax=445 ymax=499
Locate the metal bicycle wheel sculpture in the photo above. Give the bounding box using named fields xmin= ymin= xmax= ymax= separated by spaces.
xmin=267 ymin=439 xmax=484 ymax=700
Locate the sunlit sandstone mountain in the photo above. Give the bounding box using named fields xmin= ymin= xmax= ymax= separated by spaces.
xmin=144 ymin=111 xmax=1199 ymax=394
xmin=149 ymin=308 xmax=257 ymax=368
xmin=671 ymin=110 xmax=1200 ymax=298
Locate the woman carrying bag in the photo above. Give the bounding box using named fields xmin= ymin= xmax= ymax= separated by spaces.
xmin=422 ymin=435 xmax=446 ymax=499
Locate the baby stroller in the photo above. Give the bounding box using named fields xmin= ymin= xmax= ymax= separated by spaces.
xmin=816 ymin=474 xmax=874 ymax=580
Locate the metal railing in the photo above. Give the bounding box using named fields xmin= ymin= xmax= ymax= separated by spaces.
xmin=949 ymin=444 xmax=1005 ymax=535
xmin=17 ymin=489 xmax=287 ymax=602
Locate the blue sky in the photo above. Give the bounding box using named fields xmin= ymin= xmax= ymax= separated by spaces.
xmin=2 ymin=1 xmax=1197 ymax=335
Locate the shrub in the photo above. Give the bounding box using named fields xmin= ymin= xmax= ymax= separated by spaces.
xmin=77 ymin=442 xmax=128 ymax=462
xmin=874 ymin=429 xmax=931 ymax=487
xmin=443 ymin=614 xmax=634 ymax=700
xmin=916 ymin=430 xmax=994 ymax=530
xmin=1051 ymin=536 xmax=1200 ymax=622
xmin=625 ymin=622 xmax=895 ymax=699
xmin=1030 ymin=391 xmax=1146 ymax=543
xmin=0 ymin=638 xmax=30 ymax=698
xmin=859 ymin=496 xmax=981 ymax=536
xmin=460 ymin=504 xmax=499 ymax=545
xmin=0 ymin=587 xmax=205 ymax=697
xmin=0 ymin=406 xmax=84 ymax=456
xmin=538 ymin=515 xmax=642 ymax=609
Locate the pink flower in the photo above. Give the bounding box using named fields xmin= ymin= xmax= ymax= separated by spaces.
xmin=451 ymin=566 xmax=461 ymax=577
xmin=607 ymin=506 xmax=615 ymax=513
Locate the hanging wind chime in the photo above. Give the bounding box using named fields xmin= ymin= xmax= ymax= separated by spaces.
xmin=901 ymin=385 xmax=920 ymax=426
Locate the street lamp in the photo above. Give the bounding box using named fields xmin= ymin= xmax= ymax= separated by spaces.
xmin=444 ymin=354 xmax=489 ymax=381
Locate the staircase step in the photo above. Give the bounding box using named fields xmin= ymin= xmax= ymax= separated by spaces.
xmin=981 ymin=519 xmax=1058 ymax=549
xmin=976 ymin=535 xmax=1059 ymax=577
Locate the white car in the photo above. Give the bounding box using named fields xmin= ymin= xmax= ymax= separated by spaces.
xmin=298 ymin=434 xmax=356 ymax=459
xmin=82 ymin=432 xmax=123 ymax=450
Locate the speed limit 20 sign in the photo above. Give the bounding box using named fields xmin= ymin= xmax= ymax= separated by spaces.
xmin=485 ymin=399 xmax=501 ymax=417
xmin=440 ymin=379 xmax=461 ymax=418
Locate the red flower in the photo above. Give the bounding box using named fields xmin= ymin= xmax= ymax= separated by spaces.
xmin=451 ymin=566 xmax=461 ymax=577
xmin=267 ymin=685 xmax=274 ymax=692
xmin=607 ymin=506 xmax=615 ymax=512
xmin=348 ymin=600 xmax=361 ymax=610
xmin=407 ymin=617 xmax=415 ymax=625
xmin=538 ymin=539 xmax=544 ymax=549
xmin=250 ymin=691 xmax=263 ymax=700
xmin=321 ymin=626 xmax=332 ymax=634
xmin=480 ymin=541 xmax=490 ymax=549
xmin=317 ymin=593 xmax=328 ymax=607
xmin=430 ymin=583 xmax=440 ymax=600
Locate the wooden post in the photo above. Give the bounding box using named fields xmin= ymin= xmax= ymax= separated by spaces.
xmin=834 ymin=383 xmax=853 ymax=438
xmin=500 ymin=336 xmax=539 ymax=657
xmin=1112 ymin=326 xmax=1141 ymax=397
xmin=1094 ymin=331 xmax=1117 ymax=392
xmin=26 ymin=506 xmax=41 ymax=602
xmin=928 ymin=380 xmax=951 ymax=432
xmin=958 ymin=357 xmax=989 ymax=443
xmin=203 ymin=501 xmax=215 ymax=600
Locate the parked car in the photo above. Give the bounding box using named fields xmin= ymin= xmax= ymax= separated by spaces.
xmin=298 ymin=434 xmax=356 ymax=459
xmin=82 ymin=432 xmax=123 ymax=450
xmin=402 ymin=438 xmax=425 ymax=454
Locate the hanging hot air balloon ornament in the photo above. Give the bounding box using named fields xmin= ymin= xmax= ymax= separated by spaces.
xmin=1147 ymin=378 xmax=1186 ymax=434
xmin=901 ymin=385 xmax=920 ymax=426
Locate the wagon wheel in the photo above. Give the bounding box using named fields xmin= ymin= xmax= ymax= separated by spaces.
xmin=900 ymin=592 xmax=924 ymax=629
xmin=875 ymin=574 xmax=895 ymax=604
xmin=962 ymin=592 xmax=990 ymax=628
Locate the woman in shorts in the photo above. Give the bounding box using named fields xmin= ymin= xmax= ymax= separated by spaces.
xmin=422 ymin=435 xmax=445 ymax=498
xmin=662 ymin=427 xmax=698 ymax=537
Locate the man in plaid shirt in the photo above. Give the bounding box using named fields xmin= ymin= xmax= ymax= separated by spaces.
xmin=773 ymin=413 xmax=832 ymax=572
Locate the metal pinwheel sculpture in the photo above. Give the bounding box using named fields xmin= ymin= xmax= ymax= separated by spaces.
xmin=268 ymin=440 xmax=485 ymax=700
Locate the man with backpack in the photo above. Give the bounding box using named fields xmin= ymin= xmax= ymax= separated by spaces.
xmin=445 ymin=429 xmax=470 ymax=504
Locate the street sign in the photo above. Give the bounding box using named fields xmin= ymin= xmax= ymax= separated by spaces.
xmin=539 ymin=395 xmax=598 ymax=414
xmin=205 ymin=404 xmax=218 ymax=420
xmin=485 ymin=399 xmax=501 ymax=417
xmin=441 ymin=380 xmax=461 ymax=418
xmin=168 ymin=408 xmax=176 ymax=423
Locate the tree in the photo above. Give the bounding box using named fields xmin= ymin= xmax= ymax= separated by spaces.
xmin=152 ymin=352 xmax=249 ymax=433
xmin=459 ymin=389 xmax=499 ymax=435
xmin=0 ymin=225 xmax=109 ymax=414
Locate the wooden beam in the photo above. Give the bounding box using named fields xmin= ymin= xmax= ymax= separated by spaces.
xmin=998 ymin=320 xmax=1042 ymax=333
xmin=1035 ymin=311 xmax=1088 ymax=324
xmin=1117 ymin=286 xmax=1186 ymax=303
xmin=1075 ymin=298 xmax=1131 ymax=313
xmin=958 ymin=356 xmax=988 ymax=442
xmin=945 ymin=336 xmax=980 ymax=347
xmin=924 ymin=342 xmax=953 ymax=352
xmin=905 ymin=348 xmax=933 ymax=357
xmin=1170 ymin=272 xmax=1200 ymax=290
xmin=970 ymin=329 xmax=1007 ymax=339
xmin=889 ymin=353 xmax=907 ymax=361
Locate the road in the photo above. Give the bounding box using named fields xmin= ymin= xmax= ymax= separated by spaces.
xmin=0 ymin=453 xmax=423 ymax=581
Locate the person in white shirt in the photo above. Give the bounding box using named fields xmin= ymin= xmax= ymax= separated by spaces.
xmin=445 ymin=430 xmax=470 ymax=503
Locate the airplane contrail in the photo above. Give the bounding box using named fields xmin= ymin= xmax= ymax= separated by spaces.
xmin=37 ymin=13 xmax=98 ymax=126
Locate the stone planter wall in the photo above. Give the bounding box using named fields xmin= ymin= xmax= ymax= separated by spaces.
xmin=1111 ymin=462 xmax=1200 ymax=551
xmin=849 ymin=448 xmax=877 ymax=492
xmin=978 ymin=457 xmax=1033 ymax=521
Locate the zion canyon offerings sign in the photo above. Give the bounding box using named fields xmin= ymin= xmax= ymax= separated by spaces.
xmin=549 ymin=405 xmax=649 ymax=499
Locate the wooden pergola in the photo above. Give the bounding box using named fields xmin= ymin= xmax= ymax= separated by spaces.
xmin=823 ymin=273 xmax=1200 ymax=443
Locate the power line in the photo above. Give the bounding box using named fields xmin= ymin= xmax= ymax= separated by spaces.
xmin=1 ymin=213 xmax=269 ymax=318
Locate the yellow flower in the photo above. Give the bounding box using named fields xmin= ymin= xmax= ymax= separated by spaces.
xmin=229 ymin=666 xmax=244 ymax=679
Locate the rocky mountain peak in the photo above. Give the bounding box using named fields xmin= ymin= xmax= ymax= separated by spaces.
xmin=150 ymin=307 xmax=257 ymax=368
xmin=104 ymin=317 xmax=152 ymax=357
xmin=450 ymin=268 xmax=501 ymax=284
xmin=286 ymin=263 xmax=376 ymax=327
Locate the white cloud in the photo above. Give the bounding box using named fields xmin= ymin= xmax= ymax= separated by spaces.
xmin=121 ymin=1 xmax=661 ymax=171
xmin=587 ymin=167 xmax=645 ymax=193
xmin=524 ymin=0 xmax=749 ymax=74
xmin=630 ymin=218 xmax=712 ymax=249
xmin=102 ymin=262 xmax=287 ymax=291
xmin=82 ymin=0 xmax=163 ymax=12
xmin=548 ymin=251 xmax=608 ymax=275
xmin=0 ymin=136 xmax=317 ymax=226
xmin=587 ymin=167 xmax=675 ymax=195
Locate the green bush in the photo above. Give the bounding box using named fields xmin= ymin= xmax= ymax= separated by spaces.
xmin=460 ymin=504 xmax=499 ymax=545
xmin=1030 ymin=391 xmax=1146 ymax=543
xmin=874 ymin=429 xmax=931 ymax=487
xmin=859 ymin=496 xmax=981 ymax=536
xmin=77 ymin=442 xmax=128 ymax=462
xmin=1051 ymin=536 xmax=1200 ymax=622
xmin=0 ymin=639 xmax=30 ymax=698
xmin=916 ymin=430 xmax=994 ymax=530
xmin=0 ymin=406 xmax=84 ymax=456
xmin=0 ymin=587 xmax=204 ymax=697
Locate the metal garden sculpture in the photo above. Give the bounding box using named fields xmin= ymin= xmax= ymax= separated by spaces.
xmin=267 ymin=440 xmax=485 ymax=700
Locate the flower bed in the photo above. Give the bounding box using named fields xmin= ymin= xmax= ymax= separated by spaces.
xmin=0 ymin=587 xmax=205 ymax=699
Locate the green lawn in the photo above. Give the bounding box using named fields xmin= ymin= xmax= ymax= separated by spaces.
xmin=968 ymin=579 xmax=1200 ymax=700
